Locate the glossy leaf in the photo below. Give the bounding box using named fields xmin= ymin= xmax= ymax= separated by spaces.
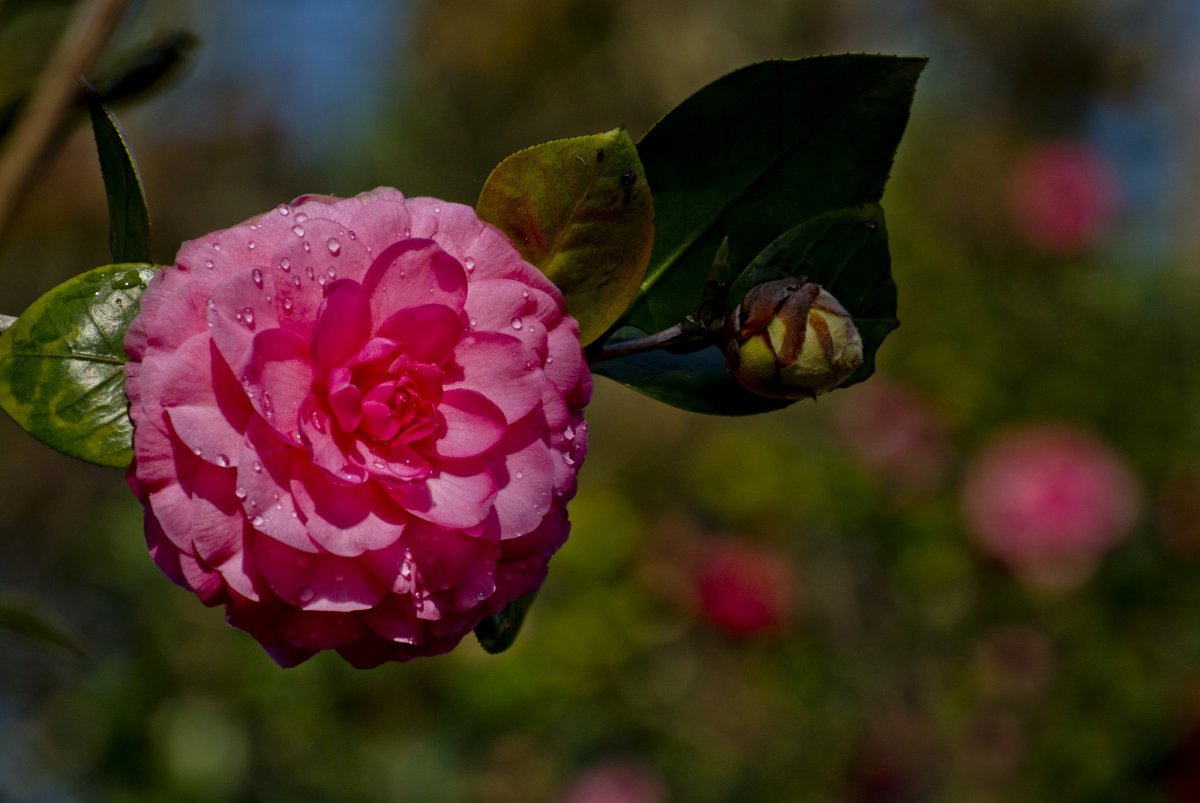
xmin=0 ymin=588 xmax=86 ymax=659
xmin=85 ymin=88 xmax=152 ymax=264
xmin=0 ymin=263 xmax=157 ymax=467
xmin=474 ymin=591 xmax=539 ymax=655
xmin=477 ymin=128 xmax=654 ymax=345
xmin=594 ymin=206 xmax=896 ymax=414
xmin=615 ymin=54 xmax=925 ymax=337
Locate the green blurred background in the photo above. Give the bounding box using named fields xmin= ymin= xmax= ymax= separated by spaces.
xmin=3 ymin=1 xmax=1200 ymax=800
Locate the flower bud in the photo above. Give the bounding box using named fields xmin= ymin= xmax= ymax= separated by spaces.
xmin=724 ymin=278 xmax=863 ymax=399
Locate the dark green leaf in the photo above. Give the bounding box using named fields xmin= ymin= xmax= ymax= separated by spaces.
xmin=593 ymin=206 xmax=896 ymax=413
xmin=85 ymin=88 xmax=152 ymax=264
xmin=616 ymin=54 xmax=925 ymax=337
xmin=0 ymin=263 xmax=158 ymax=467
xmin=474 ymin=591 xmax=539 ymax=655
xmin=477 ymin=128 xmax=654 ymax=345
xmin=0 ymin=588 xmax=86 ymax=659
xmin=592 ymin=341 xmax=789 ymax=416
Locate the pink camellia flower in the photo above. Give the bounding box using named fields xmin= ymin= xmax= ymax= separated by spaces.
xmin=1007 ymin=140 xmax=1120 ymax=255
xmin=961 ymin=424 xmax=1139 ymax=589
xmin=694 ymin=541 xmax=797 ymax=637
xmin=124 ymin=188 xmax=590 ymax=667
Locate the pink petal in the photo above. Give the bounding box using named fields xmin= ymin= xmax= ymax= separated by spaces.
xmin=434 ymin=389 xmax=507 ymax=459
xmin=375 ymin=304 xmax=464 ymax=365
xmin=206 ymin=267 xmax=283 ymax=377
xmin=253 ymin=535 xmax=386 ymax=612
xmin=544 ymin=318 xmax=585 ymax=396
xmin=243 ymin=328 xmax=314 ymax=442
xmin=465 ymin=278 xmax=562 ymax=339
xmin=360 ymin=598 xmax=426 ymax=645
xmin=236 ymin=418 xmax=317 ymax=553
xmin=288 ymin=188 xmax=412 ymax=262
xmin=312 ymin=279 xmax=371 ymax=374
xmin=361 ymin=239 xmax=467 ymax=321
xmin=387 ymin=459 xmax=498 ymax=530
xmin=290 ymin=461 xmax=408 ymax=556
xmin=155 ymin=335 xmax=251 ymax=466
xmin=488 ymin=425 xmax=556 ymax=540
xmin=273 ymin=609 xmax=367 ymax=649
xmin=444 ymin=332 xmax=545 ymax=424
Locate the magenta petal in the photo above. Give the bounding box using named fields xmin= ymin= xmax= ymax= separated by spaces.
xmin=254 ymin=536 xmax=386 ymax=612
xmin=445 ymin=332 xmax=544 ymax=424
xmin=465 ymin=278 xmax=562 ymax=336
xmin=236 ymin=418 xmax=317 ymax=552
xmin=489 ymin=425 xmax=556 ymax=540
xmin=244 ymin=328 xmax=314 ymax=441
xmin=362 ymin=239 xmax=467 ymax=320
xmin=544 ymin=319 xmax=585 ymax=395
xmin=360 ymin=597 xmax=425 ymax=644
xmin=375 ymin=304 xmax=463 ymax=365
xmin=434 ymin=389 xmax=507 ymax=459
xmin=312 ymin=279 xmax=371 ymax=374
xmin=291 ymin=462 xmax=408 ymax=556
xmin=274 ymin=609 xmax=367 ymax=649
xmin=328 ymin=369 xmax=363 ymax=432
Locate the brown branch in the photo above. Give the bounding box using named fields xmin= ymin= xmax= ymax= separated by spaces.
xmin=0 ymin=0 xmax=132 ymax=246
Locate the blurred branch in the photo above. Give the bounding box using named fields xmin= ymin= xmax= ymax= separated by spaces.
xmin=0 ymin=0 xmax=132 ymax=245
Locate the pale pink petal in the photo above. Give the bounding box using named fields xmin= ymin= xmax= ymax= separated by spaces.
xmin=288 ymin=188 xmax=412 ymax=260
xmin=236 ymin=418 xmax=317 ymax=553
xmin=205 ymin=266 xmax=282 ymax=376
xmin=488 ymin=425 xmax=556 ymax=540
xmin=155 ymin=336 xmax=251 ymax=466
xmin=242 ymin=328 xmax=314 ymax=442
xmin=465 ymin=278 xmax=562 ymax=338
xmin=290 ymin=462 xmax=408 ymax=556
xmin=544 ymin=318 xmax=585 ymax=395
xmin=388 ymin=459 xmax=498 ymax=530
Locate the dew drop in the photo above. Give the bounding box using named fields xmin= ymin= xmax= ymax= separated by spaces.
xmin=403 ymin=227 xmax=411 ymax=237
xmin=348 ymin=230 xmax=357 ymax=240
xmin=433 ymin=206 xmax=441 ymax=214
xmin=468 ymin=317 xmax=477 ymax=328
xmin=305 ymin=266 xmax=315 ymax=280
xmin=292 ymin=275 xmax=302 ymax=288
xmin=334 ymin=574 xmax=344 ymax=582
xmin=251 ymin=515 xmax=265 ymax=527
xmin=291 ymin=225 xmax=305 ymax=237
xmin=295 ymin=212 xmax=308 ymax=223
xmin=253 ymin=461 xmax=263 ymax=473
xmin=318 ymin=274 xmax=327 ymax=287
xmin=303 ymin=241 xmax=311 ymax=253
xmin=563 ymin=425 xmax=575 ymax=440
xmin=521 ymin=289 xmax=530 ymax=299
xmin=515 ymin=471 xmax=524 ymax=480
xmin=212 ymin=242 xmax=222 ymax=251
xmin=235 ymin=486 xmax=247 ymax=500
xmin=279 ymin=257 xmax=291 ymax=272
xmin=563 ymin=453 xmax=576 ymax=466
xmin=216 ymin=454 xmax=231 ymax=467
xmin=241 ymin=307 xmax=255 ymax=328
xmin=204 ymin=259 xmax=214 ymax=270
xmin=326 ymin=237 xmax=341 ymax=255
xmin=298 ymin=586 xmax=315 ymax=602
xmin=251 ymin=268 xmax=264 ymax=288
xmin=282 ymin=297 xmax=294 ymax=313
xmin=248 ymin=240 xmax=257 ymax=251
xmin=192 ymin=446 xmax=202 ymax=457
xmin=511 ymin=317 xmax=523 ymax=330
xmin=463 ymin=257 xmax=475 ymax=272
xmin=277 ymin=204 xmax=290 ymax=216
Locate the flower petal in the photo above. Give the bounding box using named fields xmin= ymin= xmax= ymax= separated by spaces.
xmin=362 ymin=239 xmax=467 ymax=321
xmin=253 ymin=535 xmax=386 ymax=612
xmin=434 ymin=389 xmax=507 ymax=459
xmin=444 ymin=332 xmax=544 ymax=424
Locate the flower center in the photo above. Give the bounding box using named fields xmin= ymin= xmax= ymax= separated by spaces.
xmin=326 ymin=348 xmax=442 ymax=448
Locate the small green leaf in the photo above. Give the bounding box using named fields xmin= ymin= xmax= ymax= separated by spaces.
xmin=614 ymin=54 xmax=925 ymax=338
xmin=0 ymin=588 xmax=86 ymax=659
xmin=85 ymin=87 xmax=152 ymax=264
xmin=474 ymin=591 xmax=539 ymax=655
xmin=0 ymin=263 xmax=158 ymax=467
xmin=477 ymin=128 xmax=654 ymax=345
xmin=593 ymin=206 xmax=895 ymax=413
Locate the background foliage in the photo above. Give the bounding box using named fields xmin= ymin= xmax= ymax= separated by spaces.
xmin=2 ymin=1 xmax=1200 ymax=801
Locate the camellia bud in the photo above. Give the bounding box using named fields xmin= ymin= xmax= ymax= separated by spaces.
xmin=723 ymin=278 xmax=863 ymax=399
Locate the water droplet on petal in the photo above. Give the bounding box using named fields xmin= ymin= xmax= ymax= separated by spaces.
xmin=279 ymin=258 xmax=291 ymax=272
xmin=235 ymin=486 xmax=247 ymax=500
xmin=298 ymin=586 xmax=314 ymax=602
xmin=563 ymin=425 xmax=574 ymax=440
xmin=511 ymin=317 xmax=523 ymax=330
xmin=521 ymin=289 xmax=530 ymax=299
xmin=212 ymin=242 xmax=222 ymax=251
xmin=277 ymin=204 xmax=290 ymax=216
xmin=216 ymin=454 xmax=231 ymax=467
xmin=204 ymin=259 xmax=214 ymax=270
xmin=468 ymin=317 xmax=477 ymax=328
xmin=563 ymin=453 xmax=576 ymax=466
xmin=295 ymin=212 xmax=308 ymax=223
xmin=348 ymin=230 xmax=357 ymax=240
xmin=248 ymin=240 xmax=257 ymax=251
xmin=282 ymin=297 xmax=294 ymax=313
xmin=326 ymin=237 xmax=341 ymax=256
xmin=403 ymin=227 xmax=411 ymax=237
xmin=305 ymin=266 xmax=315 ymax=280
xmin=251 ymin=268 xmax=263 ymax=288
xmin=241 ymin=308 xmax=255 ymax=328
xmin=433 ymin=206 xmax=441 ymax=214
xmin=253 ymin=461 xmax=263 ymax=473
xmin=251 ymin=515 xmax=265 ymax=527
xmin=303 ymin=241 xmax=311 ymax=253
xmin=192 ymin=446 xmax=202 ymax=457
xmin=292 ymin=275 xmax=302 ymax=288
xmin=515 ymin=471 xmax=524 ymax=480
xmin=463 ymin=257 xmax=475 ymax=272
xmin=291 ymin=225 xmax=305 ymax=237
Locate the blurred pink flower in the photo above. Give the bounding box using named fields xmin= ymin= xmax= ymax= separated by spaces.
xmin=1007 ymin=140 xmax=1120 ymax=254
xmin=124 ymin=188 xmax=590 ymax=666
xmin=833 ymin=378 xmax=952 ymax=496
xmin=558 ymin=760 xmax=669 ymax=803
xmin=962 ymin=424 xmax=1140 ymax=588
xmin=694 ymin=541 xmax=797 ymax=637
